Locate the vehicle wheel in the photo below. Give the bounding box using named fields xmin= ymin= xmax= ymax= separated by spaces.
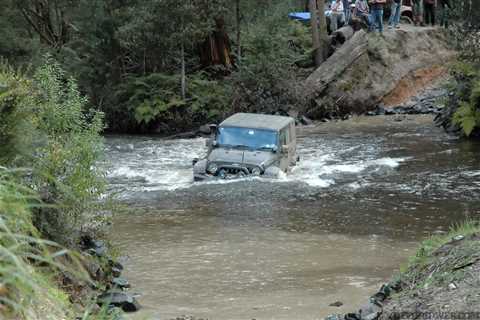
xmin=400 ymin=16 xmax=413 ymax=24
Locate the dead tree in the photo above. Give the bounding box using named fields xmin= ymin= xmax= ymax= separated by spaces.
xmin=17 ymin=0 xmax=70 ymax=49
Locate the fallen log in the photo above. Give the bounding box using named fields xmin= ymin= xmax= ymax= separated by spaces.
xmin=332 ymin=26 xmax=355 ymax=46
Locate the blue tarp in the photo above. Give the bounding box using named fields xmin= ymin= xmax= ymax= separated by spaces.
xmin=288 ymin=12 xmax=311 ymax=22
xmin=288 ymin=11 xmax=332 ymax=22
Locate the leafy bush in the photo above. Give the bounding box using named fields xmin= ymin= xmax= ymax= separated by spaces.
xmin=0 ymin=58 xmax=107 ymax=246
xmin=0 ymin=62 xmax=36 ymax=165
xmin=231 ymin=3 xmax=310 ymax=114
xmin=448 ymin=62 xmax=480 ymax=137
xmin=0 ymin=168 xmax=117 ymax=320
xmin=114 ymin=72 xmax=231 ymax=133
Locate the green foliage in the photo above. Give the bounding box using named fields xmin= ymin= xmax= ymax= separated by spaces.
xmin=31 ymin=58 xmax=106 ymax=245
xmin=231 ymin=2 xmax=308 ymax=113
xmin=1 ymin=0 xmax=309 ymax=133
xmin=0 ymin=58 xmax=107 ymax=246
xmin=400 ymin=219 xmax=480 ymax=289
xmin=0 ymin=168 xmax=74 ymax=319
xmin=449 ymin=62 xmax=480 ymax=137
xmin=0 ymin=168 xmax=117 ymax=320
xmin=115 ymin=72 xmax=231 ymax=131
xmin=0 ymin=62 xmax=37 ymax=165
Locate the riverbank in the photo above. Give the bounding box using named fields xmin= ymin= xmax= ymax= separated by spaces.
xmin=322 ymin=220 xmax=480 ymax=320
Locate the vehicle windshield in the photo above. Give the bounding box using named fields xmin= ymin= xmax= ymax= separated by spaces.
xmin=216 ymin=127 xmax=278 ymax=151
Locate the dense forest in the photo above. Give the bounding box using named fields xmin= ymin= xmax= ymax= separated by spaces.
xmin=1 ymin=0 xmax=315 ymax=134
xmin=1 ymin=0 xmax=480 ymax=134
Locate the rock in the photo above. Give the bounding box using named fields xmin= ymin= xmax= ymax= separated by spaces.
xmin=109 ymin=259 xmax=124 ymax=271
xmin=448 ymin=282 xmax=457 ymax=290
xmin=112 ymin=277 xmax=131 ymax=289
xmin=329 ymin=301 xmax=344 ymax=307
xmin=385 ymin=108 xmax=396 ymax=115
xmin=375 ymin=105 xmax=386 ymax=115
xmin=112 ymin=267 xmax=122 ymax=278
xmin=84 ymin=260 xmax=105 ymax=281
xmin=303 ymin=28 xmax=455 ymax=119
xmin=359 ymin=301 xmax=382 ymax=320
xmin=80 ymin=236 xmax=108 ymax=257
xmin=344 ymin=313 xmax=361 ymax=320
xmin=325 ymin=314 xmax=344 ymax=320
xmin=97 ymin=291 xmax=141 ymax=312
xmin=92 ymin=240 xmax=107 ymax=257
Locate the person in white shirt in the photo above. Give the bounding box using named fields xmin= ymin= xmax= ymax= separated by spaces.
xmin=354 ymin=0 xmax=373 ymax=30
xmin=330 ymin=0 xmax=345 ymax=32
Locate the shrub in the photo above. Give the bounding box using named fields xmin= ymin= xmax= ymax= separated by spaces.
xmin=448 ymin=62 xmax=480 ymax=137
xmin=114 ymin=72 xmax=231 ymax=133
xmin=0 ymin=168 xmax=73 ymax=319
xmin=0 ymin=62 xmax=36 ymax=165
xmin=230 ymin=5 xmax=310 ymax=114
xmin=0 ymin=57 xmax=107 ymax=246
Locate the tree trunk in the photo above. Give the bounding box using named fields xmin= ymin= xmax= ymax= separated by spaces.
xmin=181 ymin=41 xmax=186 ymax=100
xmin=309 ymin=0 xmax=322 ymax=67
xmin=235 ymin=0 xmax=241 ymax=64
xmin=317 ymin=0 xmax=330 ymax=61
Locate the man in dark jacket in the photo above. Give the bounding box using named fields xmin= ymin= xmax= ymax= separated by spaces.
xmin=424 ymin=0 xmax=436 ymax=25
xmin=439 ymin=0 xmax=451 ymax=28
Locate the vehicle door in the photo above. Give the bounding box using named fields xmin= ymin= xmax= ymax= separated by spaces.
xmin=288 ymin=122 xmax=297 ymax=166
xmin=278 ymin=127 xmax=291 ymax=172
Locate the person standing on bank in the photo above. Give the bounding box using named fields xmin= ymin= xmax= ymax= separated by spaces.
xmin=412 ymin=0 xmax=424 ymax=25
xmin=439 ymin=0 xmax=451 ymax=28
xmin=330 ymin=0 xmax=345 ymax=32
xmin=424 ymin=0 xmax=436 ymax=25
xmin=354 ymin=0 xmax=373 ymax=30
xmin=342 ymin=0 xmax=351 ymax=24
xmin=369 ymin=0 xmax=386 ymax=33
xmin=388 ymin=0 xmax=402 ymax=29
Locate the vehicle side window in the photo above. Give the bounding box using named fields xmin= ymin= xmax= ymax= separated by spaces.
xmin=279 ymin=128 xmax=288 ymax=146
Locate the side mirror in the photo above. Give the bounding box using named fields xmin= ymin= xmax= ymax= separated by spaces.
xmin=281 ymin=145 xmax=289 ymax=154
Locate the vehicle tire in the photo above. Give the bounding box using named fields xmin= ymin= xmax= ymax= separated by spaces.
xmin=400 ymin=15 xmax=413 ymax=24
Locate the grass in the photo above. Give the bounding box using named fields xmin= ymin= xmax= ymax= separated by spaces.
xmin=397 ymin=219 xmax=480 ymax=291
xmin=0 ymin=168 xmax=116 ymax=320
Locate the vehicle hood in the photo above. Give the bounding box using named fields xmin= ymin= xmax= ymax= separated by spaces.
xmin=208 ymin=148 xmax=276 ymax=167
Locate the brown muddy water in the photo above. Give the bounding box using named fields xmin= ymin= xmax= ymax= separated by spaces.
xmin=106 ymin=115 xmax=480 ymax=320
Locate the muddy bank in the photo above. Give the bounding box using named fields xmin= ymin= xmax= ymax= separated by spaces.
xmin=303 ymin=26 xmax=456 ymax=120
xmin=320 ymin=222 xmax=480 ymax=320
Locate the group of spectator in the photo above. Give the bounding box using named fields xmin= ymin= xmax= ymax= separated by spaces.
xmin=327 ymin=0 xmax=452 ymax=34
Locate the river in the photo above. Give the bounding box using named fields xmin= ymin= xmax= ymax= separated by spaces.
xmin=106 ymin=115 xmax=480 ymax=320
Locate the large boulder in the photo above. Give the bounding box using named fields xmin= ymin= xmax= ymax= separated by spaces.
xmin=303 ymin=26 xmax=455 ymax=119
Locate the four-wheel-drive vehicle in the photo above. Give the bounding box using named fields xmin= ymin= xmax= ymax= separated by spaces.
xmin=193 ymin=113 xmax=298 ymax=181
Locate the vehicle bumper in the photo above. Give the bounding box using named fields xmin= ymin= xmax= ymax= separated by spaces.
xmin=193 ymin=171 xmax=260 ymax=182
